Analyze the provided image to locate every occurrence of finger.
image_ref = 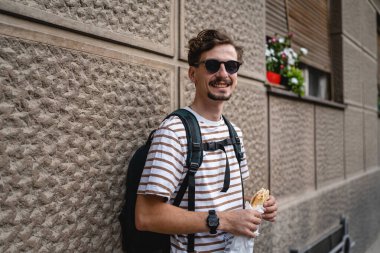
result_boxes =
[247,230,257,238]
[265,217,276,222]
[264,204,278,213]
[263,211,277,221]
[263,195,275,207]
[248,225,258,238]
[252,216,262,225]
[252,210,263,218]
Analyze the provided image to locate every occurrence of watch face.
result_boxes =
[208,216,219,226]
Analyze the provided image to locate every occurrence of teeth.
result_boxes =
[211,83,228,88]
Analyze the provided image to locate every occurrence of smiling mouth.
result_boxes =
[211,82,228,88]
[209,77,232,88]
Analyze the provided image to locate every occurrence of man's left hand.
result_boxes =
[262,195,277,222]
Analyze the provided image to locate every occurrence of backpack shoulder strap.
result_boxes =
[167,109,203,170]
[222,115,246,209]
[222,115,244,165]
[167,108,201,253]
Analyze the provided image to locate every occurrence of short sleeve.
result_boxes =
[137,121,186,200]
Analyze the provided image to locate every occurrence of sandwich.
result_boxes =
[250,188,270,208]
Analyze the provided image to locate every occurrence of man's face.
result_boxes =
[190,44,239,102]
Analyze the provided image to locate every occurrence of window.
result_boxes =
[266,0,333,100]
[302,65,331,100]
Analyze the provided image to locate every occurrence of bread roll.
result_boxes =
[250,188,270,207]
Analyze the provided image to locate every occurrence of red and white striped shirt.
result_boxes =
[138,107,249,253]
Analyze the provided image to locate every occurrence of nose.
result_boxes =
[216,63,229,77]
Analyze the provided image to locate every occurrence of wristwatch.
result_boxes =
[206,210,219,234]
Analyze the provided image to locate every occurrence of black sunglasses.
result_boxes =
[194,59,242,74]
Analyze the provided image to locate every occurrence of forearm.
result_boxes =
[135,194,209,235]
[135,194,262,237]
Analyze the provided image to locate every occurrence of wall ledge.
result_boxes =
[266,84,346,110]
[278,166,380,210]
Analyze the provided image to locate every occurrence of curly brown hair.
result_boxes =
[187,29,243,67]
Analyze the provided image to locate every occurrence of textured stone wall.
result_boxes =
[271,169,380,253]
[315,106,344,187]
[0,0,175,55]
[336,1,380,252]
[0,0,379,253]
[269,97,315,199]
[0,35,173,252]
[12,0,172,47]
[365,111,379,169]
[180,0,266,80]
[344,106,365,176]
[343,37,364,106]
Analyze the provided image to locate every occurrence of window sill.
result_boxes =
[265,83,346,110]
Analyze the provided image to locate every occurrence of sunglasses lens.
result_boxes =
[204,60,240,74]
[225,61,240,74]
[204,60,221,73]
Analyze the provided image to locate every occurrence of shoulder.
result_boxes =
[224,118,244,138]
[158,115,186,133]
[153,115,187,143]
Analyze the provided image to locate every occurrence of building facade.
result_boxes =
[0,0,379,252]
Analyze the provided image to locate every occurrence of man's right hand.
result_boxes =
[218,209,262,238]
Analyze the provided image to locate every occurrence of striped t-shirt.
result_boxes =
[137,107,249,253]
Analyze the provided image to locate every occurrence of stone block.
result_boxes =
[271,185,348,253]
[315,106,344,187]
[269,97,315,199]
[343,37,363,106]
[0,35,174,252]
[268,169,380,253]
[362,53,378,110]
[341,0,362,42]
[364,111,379,169]
[345,170,380,252]
[180,0,266,80]
[1,0,175,55]
[179,68,194,107]
[341,0,376,56]
[344,106,364,177]
[179,68,268,192]
[360,0,377,56]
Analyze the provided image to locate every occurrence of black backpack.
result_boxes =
[118,109,245,253]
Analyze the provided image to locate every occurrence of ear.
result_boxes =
[188,67,196,83]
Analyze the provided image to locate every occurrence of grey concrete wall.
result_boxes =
[0,0,379,253]
[315,106,344,187]
[269,97,315,199]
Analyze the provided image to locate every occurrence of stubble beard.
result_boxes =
[207,92,232,101]
[207,77,233,101]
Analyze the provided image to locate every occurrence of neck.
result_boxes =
[191,99,224,121]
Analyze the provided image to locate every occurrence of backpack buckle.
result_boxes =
[204,142,217,151]
[192,142,201,151]
[189,162,199,173]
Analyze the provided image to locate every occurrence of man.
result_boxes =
[136,29,277,252]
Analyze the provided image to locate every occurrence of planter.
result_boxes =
[266,71,281,85]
